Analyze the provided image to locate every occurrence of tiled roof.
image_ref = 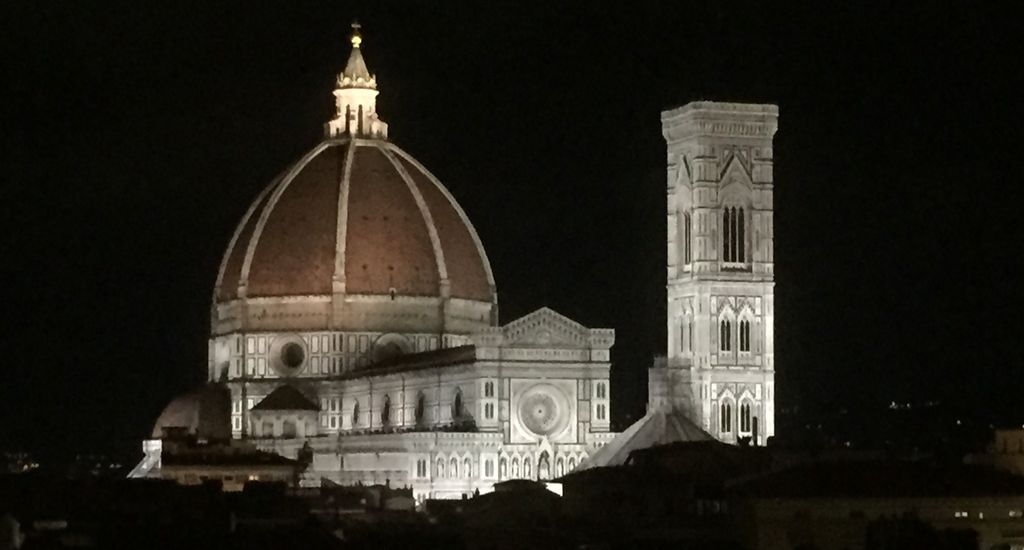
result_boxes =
[340,345,477,380]
[579,409,713,469]
[215,139,495,303]
[252,385,320,412]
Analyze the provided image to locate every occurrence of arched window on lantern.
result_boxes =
[463,457,472,478]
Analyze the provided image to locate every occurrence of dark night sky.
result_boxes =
[3,2,1021,459]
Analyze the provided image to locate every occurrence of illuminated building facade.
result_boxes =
[133,27,615,499]
[649,102,778,444]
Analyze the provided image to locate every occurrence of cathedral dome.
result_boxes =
[214,139,494,304]
[210,28,496,336]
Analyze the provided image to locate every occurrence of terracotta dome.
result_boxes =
[151,385,231,440]
[211,138,497,335]
[210,29,496,337]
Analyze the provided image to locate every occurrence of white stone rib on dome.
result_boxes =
[388,144,497,291]
[211,137,496,331]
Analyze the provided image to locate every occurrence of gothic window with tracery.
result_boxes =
[740,401,752,433]
[739,319,751,352]
[352,400,361,427]
[682,211,692,265]
[720,401,733,434]
[720,319,732,352]
[722,206,747,263]
[524,457,532,479]
[464,457,472,478]
[512,457,520,477]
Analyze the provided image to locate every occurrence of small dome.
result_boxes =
[151,385,231,440]
[212,138,497,335]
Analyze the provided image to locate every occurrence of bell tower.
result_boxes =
[650,101,778,444]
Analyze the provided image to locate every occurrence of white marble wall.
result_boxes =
[658,102,778,444]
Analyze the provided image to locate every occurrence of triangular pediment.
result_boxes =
[252,384,319,412]
[719,152,753,185]
[501,307,590,348]
[676,154,692,186]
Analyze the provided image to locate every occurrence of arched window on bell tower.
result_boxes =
[722,206,748,265]
[723,208,732,262]
[739,400,753,434]
[719,318,732,352]
[720,400,733,434]
[681,211,692,266]
[739,319,751,352]
[680,314,693,354]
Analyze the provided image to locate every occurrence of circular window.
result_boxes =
[520,393,559,434]
[517,384,570,437]
[280,342,305,370]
